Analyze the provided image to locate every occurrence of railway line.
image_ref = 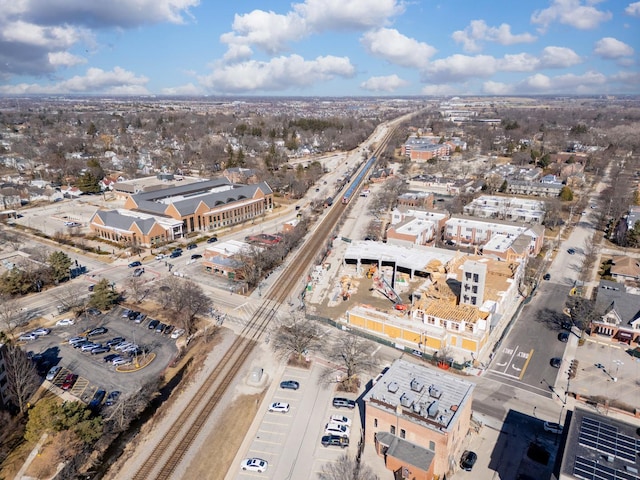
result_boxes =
[129,122,398,480]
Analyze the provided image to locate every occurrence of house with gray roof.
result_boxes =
[589,280,640,344]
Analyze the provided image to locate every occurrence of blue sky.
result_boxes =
[0,0,638,96]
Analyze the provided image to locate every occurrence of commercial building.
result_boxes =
[364,359,474,479]
[90,178,273,246]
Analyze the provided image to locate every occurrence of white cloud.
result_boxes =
[0,66,149,94]
[425,54,498,82]
[482,81,514,95]
[48,51,86,67]
[1,21,83,49]
[625,1,640,16]
[220,0,404,58]
[538,46,582,68]
[294,0,404,31]
[161,83,204,95]
[220,10,307,56]
[198,54,355,93]
[452,20,536,53]
[421,84,464,96]
[361,28,436,69]
[531,0,612,32]
[360,74,409,92]
[594,37,635,59]
[520,70,607,92]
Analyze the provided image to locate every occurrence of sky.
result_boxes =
[0,0,638,96]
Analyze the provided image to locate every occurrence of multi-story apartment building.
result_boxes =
[363,359,475,479]
[462,195,545,224]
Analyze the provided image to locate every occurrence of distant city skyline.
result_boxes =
[0,0,638,96]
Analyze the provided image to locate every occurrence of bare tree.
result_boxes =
[165,278,212,333]
[318,454,380,480]
[3,343,39,413]
[53,284,87,315]
[271,315,326,364]
[124,276,151,304]
[0,294,27,334]
[321,333,378,392]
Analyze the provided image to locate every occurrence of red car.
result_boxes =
[61,373,78,390]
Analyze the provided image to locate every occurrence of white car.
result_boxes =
[325,423,350,437]
[240,458,268,473]
[18,332,37,341]
[56,318,75,327]
[155,253,166,260]
[32,327,51,336]
[268,402,290,413]
[171,328,185,339]
[329,414,352,427]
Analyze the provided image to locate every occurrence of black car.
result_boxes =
[558,332,569,342]
[332,397,356,409]
[543,273,551,280]
[550,357,562,368]
[460,450,477,471]
[133,267,144,277]
[155,322,167,333]
[87,308,101,316]
[190,254,202,260]
[87,327,108,337]
[321,435,349,448]
[207,236,218,243]
[88,284,95,292]
[163,325,174,336]
[148,319,160,330]
[89,389,106,410]
[128,310,139,320]
[567,248,576,255]
[128,261,142,268]
[169,251,182,258]
[280,380,300,390]
[106,337,126,347]
[105,391,121,406]
[104,353,120,363]
[186,243,197,250]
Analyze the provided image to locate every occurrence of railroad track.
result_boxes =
[130,122,398,480]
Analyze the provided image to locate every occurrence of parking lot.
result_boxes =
[236,364,360,479]
[22,306,179,405]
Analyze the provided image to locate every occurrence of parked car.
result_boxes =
[46,365,62,381]
[88,285,94,292]
[332,397,356,409]
[87,308,101,316]
[460,450,477,471]
[543,273,551,280]
[186,243,197,250]
[280,380,300,390]
[543,421,563,434]
[190,254,202,260]
[155,323,167,333]
[324,423,350,437]
[155,253,166,260]
[73,340,93,349]
[169,251,182,258]
[87,327,108,337]
[567,248,576,255]
[133,267,144,277]
[32,327,51,336]
[91,346,111,355]
[61,373,78,390]
[113,357,132,367]
[104,354,120,363]
[171,328,185,339]
[128,310,139,320]
[240,458,268,473]
[128,261,142,268]
[81,342,100,352]
[106,337,126,347]
[121,309,132,318]
[134,313,147,324]
[89,389,106,410]
[115,342,133,351]
[163,325,174,336]
[558,332,569,342]
[18,332,38,341]
[56,318,75,327]
[268,402,290,413]
[148,319,160,330]
[329,415,352,426]
[321,434,349,448]
[550,357,562,368]
[206,236,218,243]
[105,391,121,406]
[68,336,86,345]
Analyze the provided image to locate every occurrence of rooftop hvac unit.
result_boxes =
[410,378,424,392]
[428,384,443,399]
[387,382,399,393]
[427,400,439,418]
[400,392,414,408]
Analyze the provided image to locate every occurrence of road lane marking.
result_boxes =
[519,349,534,380]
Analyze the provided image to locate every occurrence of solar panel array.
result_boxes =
[574,456,638,480]
[579,417,639,462]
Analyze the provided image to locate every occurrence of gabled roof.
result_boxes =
[92,210,158,235]
[595,280,640,325]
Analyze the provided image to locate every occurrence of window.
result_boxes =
[374,419,378,427]
[390,425,396,435]
[400,429,406,439]
[429,440,435,451]
[473,274,479,282]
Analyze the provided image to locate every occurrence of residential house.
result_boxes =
[589,280,640,344]
[609,255,640,283]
